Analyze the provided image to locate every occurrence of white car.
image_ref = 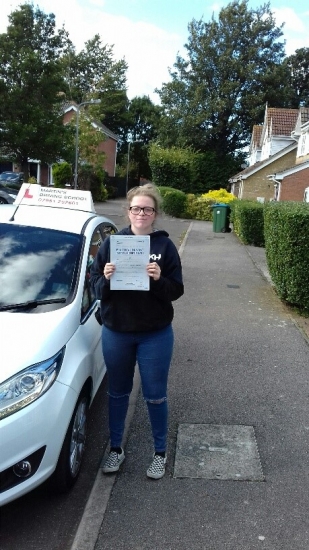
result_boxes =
[0,184,117,506]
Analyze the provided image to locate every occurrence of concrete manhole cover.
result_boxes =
[173,424,264,481]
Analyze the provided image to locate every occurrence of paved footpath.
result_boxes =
[73,218,309,550]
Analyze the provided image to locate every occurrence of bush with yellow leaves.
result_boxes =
[184,189,236,221]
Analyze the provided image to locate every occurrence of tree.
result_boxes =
[62,35,127,103]
[283,48,309,108]
[120,96,162,181]
[61,34,129,142]
[156,0,287,157]
[0,4,73,179]
[127,96,162,144]
[74,107,107,173]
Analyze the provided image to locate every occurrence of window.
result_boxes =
[0,224,82,309]
[81,222,117,318]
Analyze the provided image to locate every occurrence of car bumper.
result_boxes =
[0,380,78,506]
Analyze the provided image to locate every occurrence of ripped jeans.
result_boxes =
[102,324,174,453]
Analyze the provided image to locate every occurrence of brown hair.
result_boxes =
[127,184,162,213]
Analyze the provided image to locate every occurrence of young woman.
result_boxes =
[90,184,184,479]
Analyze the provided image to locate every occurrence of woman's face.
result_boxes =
[128,195,157,235]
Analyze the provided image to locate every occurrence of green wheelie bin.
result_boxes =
[211,203,231,233]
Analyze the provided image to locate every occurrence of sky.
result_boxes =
[1,0,309,103]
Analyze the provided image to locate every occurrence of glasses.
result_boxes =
[129,206,156,216]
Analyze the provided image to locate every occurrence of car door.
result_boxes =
[81,222,117,397]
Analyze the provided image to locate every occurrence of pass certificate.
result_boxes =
[110,235,150,291]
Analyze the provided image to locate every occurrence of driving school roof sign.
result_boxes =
[14,184,95,213]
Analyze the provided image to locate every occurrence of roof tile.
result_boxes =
[266,107,298,137]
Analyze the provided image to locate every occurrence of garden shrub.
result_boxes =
[183,194,198,219]
[196,189,237,222]
[149,143,243,194]
[156,187,236,221]
[201,188,236,205]
[52,162,72,188]
[106,185,118,199]
[231,200,265,246]
[157,186,187,217]
[78,165,108,202]
[194,197,213,221]
[157,186,175,198]
[149,144,193,193]
[264,202,309,311]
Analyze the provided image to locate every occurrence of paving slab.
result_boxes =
[174,423,264,481]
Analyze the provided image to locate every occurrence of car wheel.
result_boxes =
[51,389,90,493]
[0,197,8,204]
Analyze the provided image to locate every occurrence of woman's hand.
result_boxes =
[104,263,116,280]
[147,262,161,281]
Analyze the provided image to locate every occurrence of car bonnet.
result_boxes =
[0,305,78,382]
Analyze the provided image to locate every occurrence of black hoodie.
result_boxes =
[90,226,184,332]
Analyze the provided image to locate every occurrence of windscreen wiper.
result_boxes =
[0,298,66,311]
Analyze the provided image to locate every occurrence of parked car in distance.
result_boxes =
[0,171,24,190]
[0,184,118,506]
[0,184,19,204]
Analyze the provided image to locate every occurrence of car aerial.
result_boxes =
[0,184,117,506]
[0,183,19,204]
[0,171,24,190]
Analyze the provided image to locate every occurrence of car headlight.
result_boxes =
[0,348,65,420]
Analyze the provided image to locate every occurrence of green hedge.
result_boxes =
[148,143,243,193]
[157,186,187,217]
[264,202,309,311]
[156,187,309,312]
[149,146,194,193]
[230,200,265,247]
[78,165,108,202]
[52,162,72,188]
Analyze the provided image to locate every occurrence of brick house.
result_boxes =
[268,108,309,201]
[229,105,299,201]
[62,104,119,179]
[6,103,119,186]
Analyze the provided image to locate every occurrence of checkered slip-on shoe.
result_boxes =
[146,454,167,479]
[102,449,125,473]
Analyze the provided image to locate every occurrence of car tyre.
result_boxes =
[0,197,7,204]
[51,389,90,493]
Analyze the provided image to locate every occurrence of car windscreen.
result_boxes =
[0,183,18,194]
[0,173,15,180]
[0,178,22,191]
[0,224,83,311]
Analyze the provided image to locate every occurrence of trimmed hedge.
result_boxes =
[230,200,265,247]
[155,186,309,312]
[52,162,72,188]
[157,186,187,217]
[264,202,309,311]
[78,165,108,202]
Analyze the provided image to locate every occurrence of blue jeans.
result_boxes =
[102,324,174,453]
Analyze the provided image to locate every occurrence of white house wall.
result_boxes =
[248,150,261,166]
[261,139,271,160]
[262,137,295,160]
[297,127,309,158]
